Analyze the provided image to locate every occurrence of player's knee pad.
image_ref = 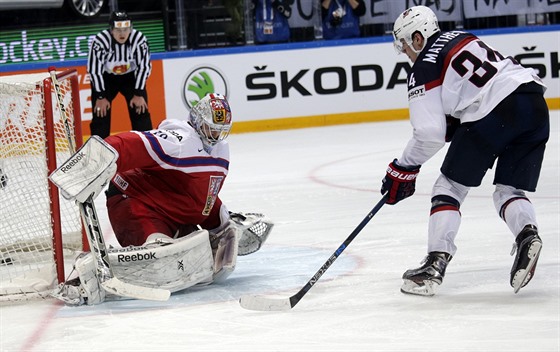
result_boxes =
[432,174,469,205]
[493,184,529,220]
[431,194,461,215]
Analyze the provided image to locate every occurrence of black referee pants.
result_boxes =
[90,72,153,138]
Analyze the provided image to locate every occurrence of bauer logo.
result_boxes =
[182,66,229,110]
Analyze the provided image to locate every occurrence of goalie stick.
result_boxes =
[239,194,387,311]
[48,67,170,302]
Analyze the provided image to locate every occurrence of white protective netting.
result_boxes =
[0,71,84,301]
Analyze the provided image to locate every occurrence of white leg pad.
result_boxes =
[110,229,214,291]
[53,230,215,305]
[75,253,106,305]
[211,220,240,283]
[51,252,106,306]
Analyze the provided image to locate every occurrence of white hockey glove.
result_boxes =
[49,136,118,203]
[230,212,274,255]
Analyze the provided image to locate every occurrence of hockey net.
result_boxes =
[0,69,85,302]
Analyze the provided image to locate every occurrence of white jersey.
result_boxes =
[399,31,544,167]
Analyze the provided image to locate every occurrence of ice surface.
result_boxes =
[1,112,558,352]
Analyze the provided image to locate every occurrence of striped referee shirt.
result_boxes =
[87,28,151,99]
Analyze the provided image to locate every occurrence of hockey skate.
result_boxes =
[401,252,452,296]
[510,225,542,293]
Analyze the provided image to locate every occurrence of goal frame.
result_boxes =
[0,68,87,301]
[43,69,88,284]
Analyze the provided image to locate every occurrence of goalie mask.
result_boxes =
[189,93,232,148]
[393,6,439,54]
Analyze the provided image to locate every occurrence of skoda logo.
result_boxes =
[182,66,229,110]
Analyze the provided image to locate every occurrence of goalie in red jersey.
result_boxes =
[103,92,234,247]
[50,93,273,305]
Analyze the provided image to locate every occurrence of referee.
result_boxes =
[87,11,153,138]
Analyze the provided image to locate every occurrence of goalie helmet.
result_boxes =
[393,6,439,54]
[189,93,232,148]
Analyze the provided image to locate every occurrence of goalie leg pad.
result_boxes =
[211,220,240,283]
[75,252,106,305]
[53,230,215,305]
[49,135,118,203]
[110,229,214,291]
[51,252,106,306]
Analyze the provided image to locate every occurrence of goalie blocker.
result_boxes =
[49,135,117,204]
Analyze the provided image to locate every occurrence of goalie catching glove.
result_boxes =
[381,159,420,205]
[230,212,274,255]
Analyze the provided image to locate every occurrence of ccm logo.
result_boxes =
[387,168,418,181]
[117,252,156,262]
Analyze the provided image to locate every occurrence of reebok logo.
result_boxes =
[110,246,148,253]
[60,151,85,172]
[117,252,156,262]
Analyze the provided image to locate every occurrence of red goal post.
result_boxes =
[0,69,87,301]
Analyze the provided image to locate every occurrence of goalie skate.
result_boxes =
[400,252,452,297]
[510,225,542,293]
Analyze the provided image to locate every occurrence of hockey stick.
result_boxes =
[239,194,388,311]
[48,67,170,302]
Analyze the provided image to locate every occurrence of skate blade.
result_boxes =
[512,241,542,294]
[401,279,437,296]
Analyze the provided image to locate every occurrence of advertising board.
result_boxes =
[1,26,559,136]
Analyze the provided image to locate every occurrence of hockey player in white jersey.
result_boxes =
[381,6,549,296]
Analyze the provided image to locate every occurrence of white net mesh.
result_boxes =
[0,72,83,302]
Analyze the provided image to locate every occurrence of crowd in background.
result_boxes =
[183,0,560,49]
